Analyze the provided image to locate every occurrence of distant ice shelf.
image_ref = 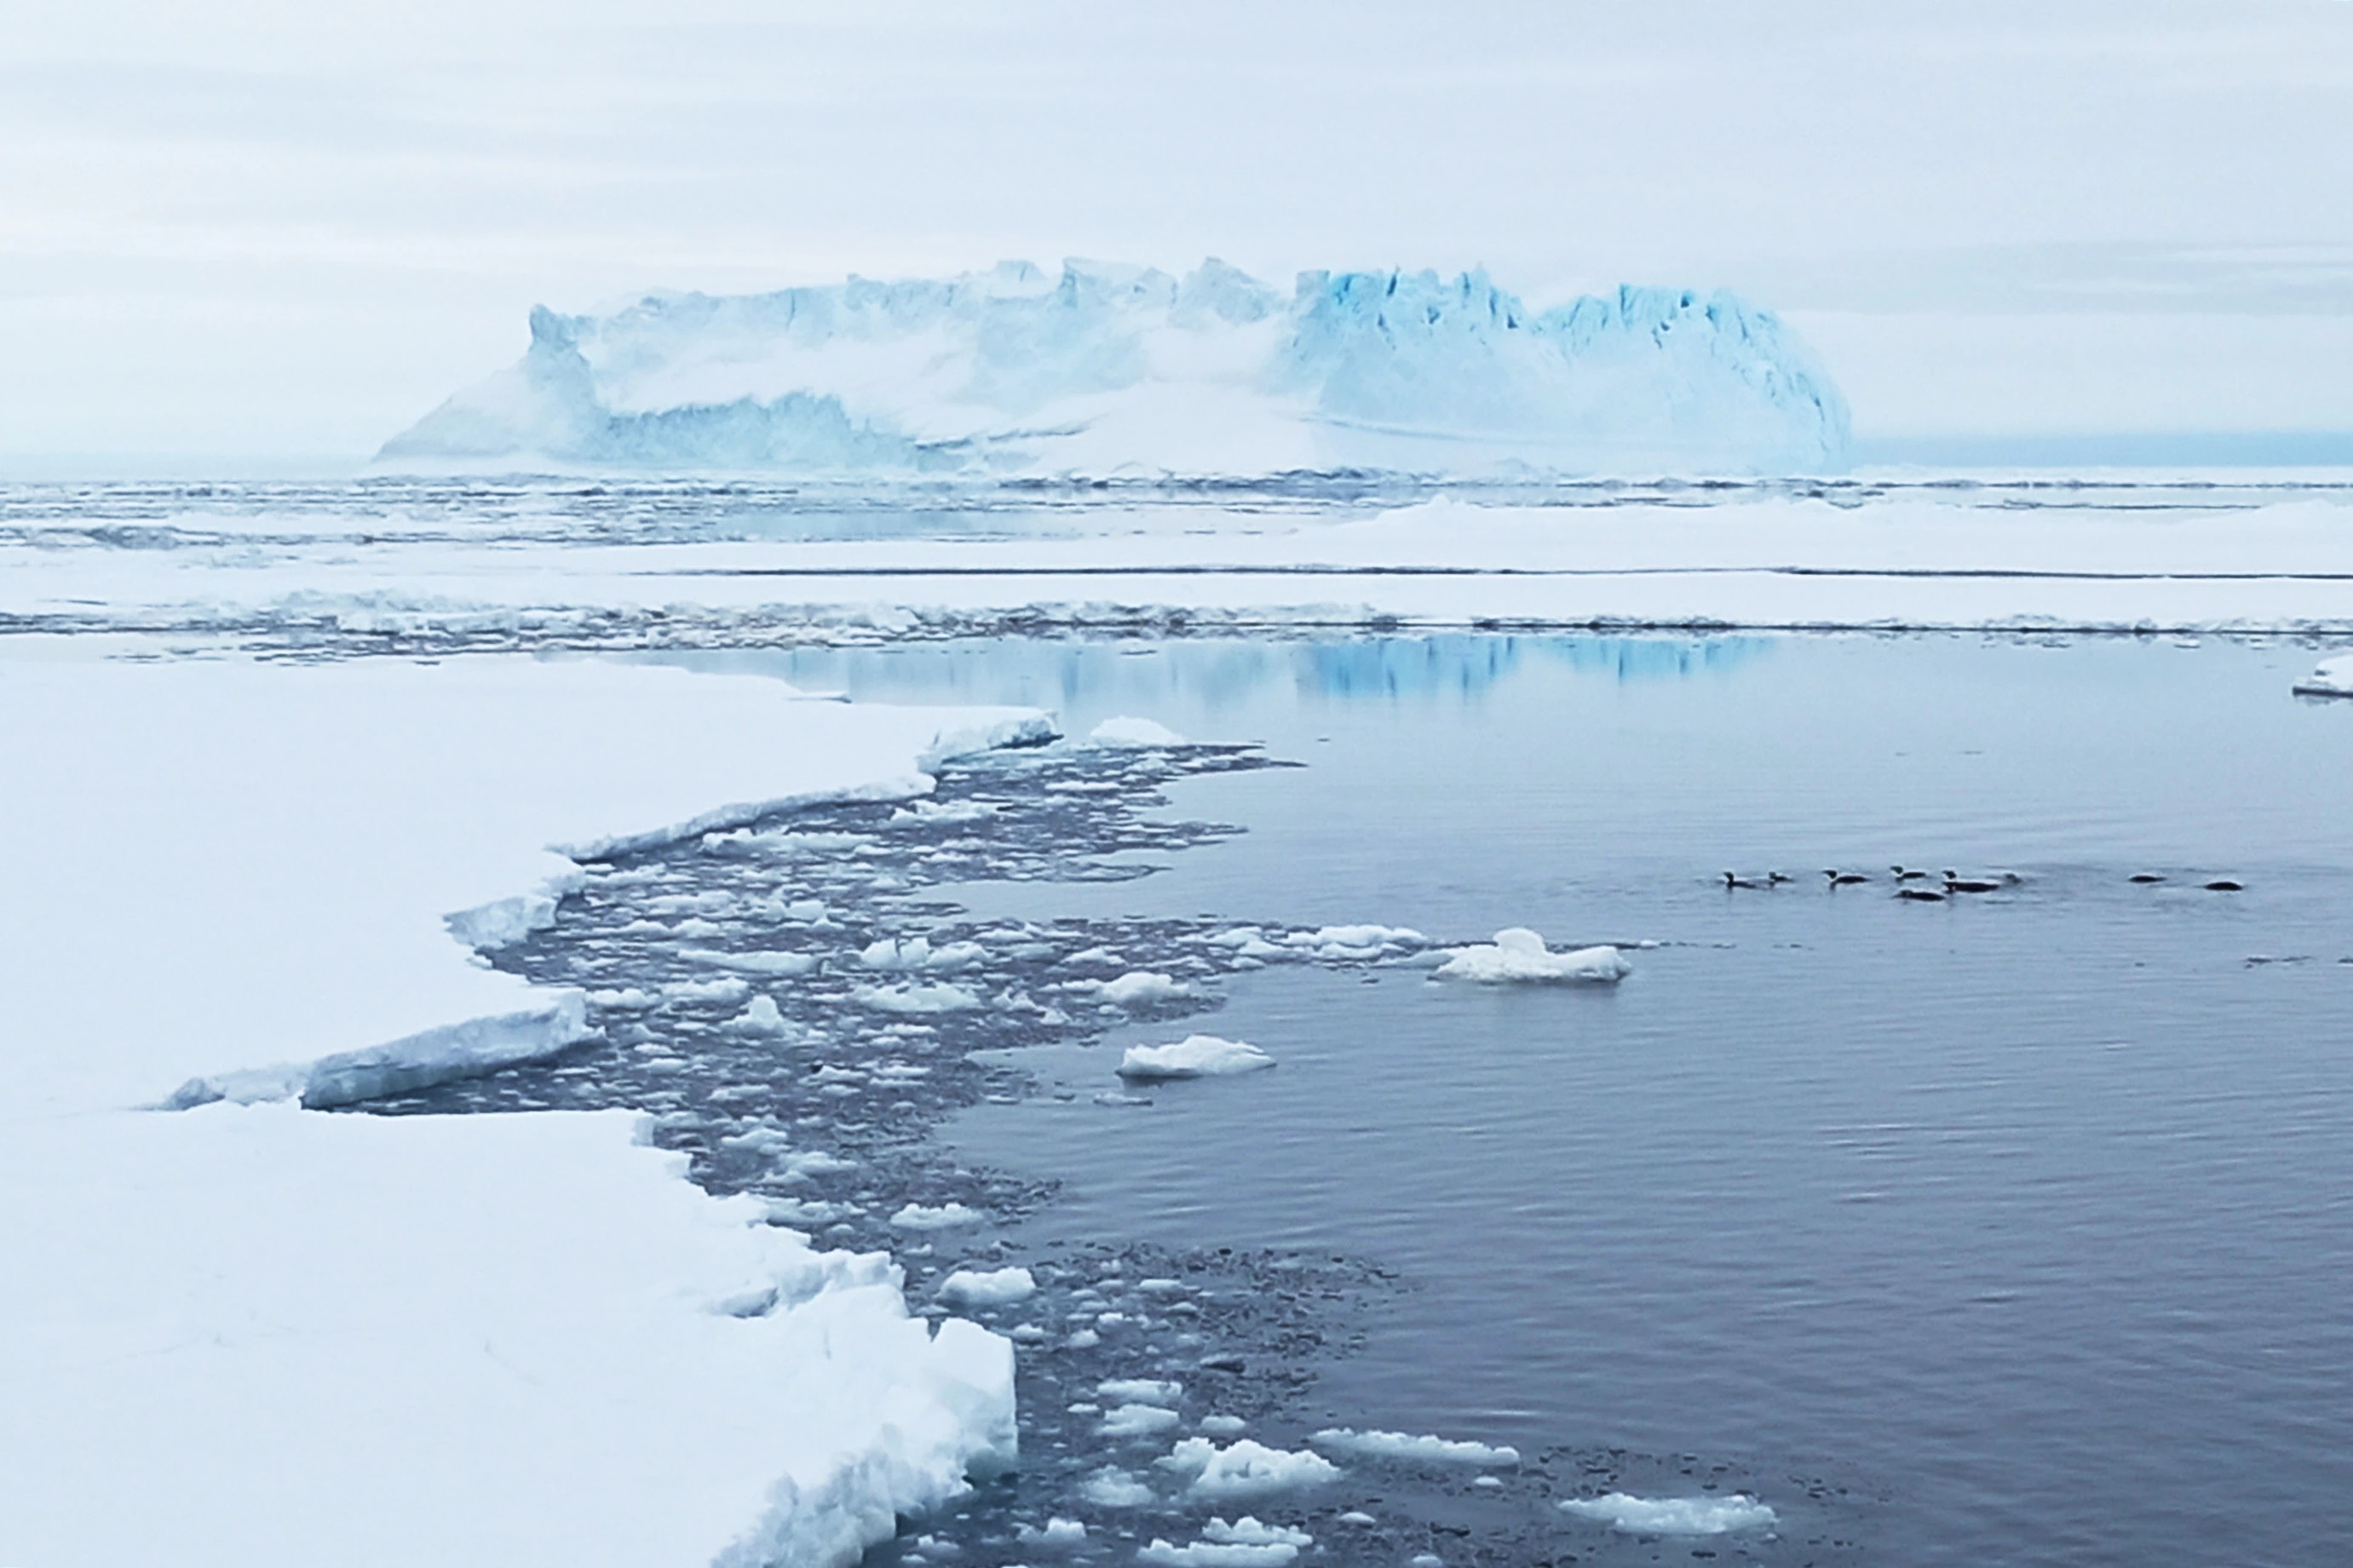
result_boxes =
[378,260,1850,479]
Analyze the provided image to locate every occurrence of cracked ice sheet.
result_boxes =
[0,648,1037,1565]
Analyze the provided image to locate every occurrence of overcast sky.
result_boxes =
[5,0,2351,466]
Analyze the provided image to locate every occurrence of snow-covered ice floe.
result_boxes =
[1117,1035,1275,1081]
[937,1266,1040,1308]
[0,655,1050,1566]
[1557,1492,1778,1535]
[1310,1427,1522,1466]
[1091,715,1189,747]
[2293,654,2353,697]
[379,260,1848,479]
[1157,1438,1344,1501]
[1433,928,1632,985]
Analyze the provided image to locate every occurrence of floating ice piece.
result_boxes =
[889,1203,984,1232]
[854,981,985,1014]
[729,996,786,1036]
[1099,1404,1184,1438]
[1117,1036,1274,1081]
[1278,924,1428,959]
[1310,1428,1521,1466]
[684,948,820,977]
[587,987,659,1011]
[1091,715,1188,748]
[1090,971,1191,1008]
[1157,1439,1343,1501]
[1016,1518,1089,1546]
[1099,1377,1185,1404]
[1199,1415,1249,1435]
[1433,928,1631,985]
[860,936,986,973]
[1205,1519,1314,1548]
[1080,1466,1157,1507]
[1139,1539,1300,1567]
[2294,655,2353,697]
[664,976,753,1004]
[937,1266,1038,1308]
[1557,1493,1778,1535]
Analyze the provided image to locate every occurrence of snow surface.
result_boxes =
[1434,928,1633,985]
[2294,653,2353,696]
[1310,1428,1522,1466]
[0,652,1044,1566]
[378,261,1849,479]
[1117,1035,1277,1081]
[1557,1493,1780,1535]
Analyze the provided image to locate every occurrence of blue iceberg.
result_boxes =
[379,259,1850,478]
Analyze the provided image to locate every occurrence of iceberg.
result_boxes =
[380,260,1849,478]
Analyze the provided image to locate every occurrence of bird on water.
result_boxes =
[1943,870,2001,893]
[1891,865,1930,882]
[1824,869,1869,887]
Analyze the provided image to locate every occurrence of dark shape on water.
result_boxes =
[2131,873,2166,883]
[1768,870,1792,885]
[1898,887,1947,902]
[1825,869,1869,887]
[1723,871,1766,889]
[1943,871,2001,893]
[2206,880,2245,892]
[1892,865,1930,882]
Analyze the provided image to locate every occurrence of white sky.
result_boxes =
[4,0,2351,464]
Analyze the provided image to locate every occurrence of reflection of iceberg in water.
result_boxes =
[640,634,1766,723]
[1296,635,1767,702]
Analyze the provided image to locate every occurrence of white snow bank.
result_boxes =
[1434,928,1632,985]
[2293,653,2353,696]
[379,261,1847,479]
[938,1267,1040,1308]
[0,1103,1015,1567]
[0,653,1046,1565]
[1157,1439,1344,1502]
[1557,1493,1778,1535]
[1091,715,1188,747]
[1311,1428,1522,1466]
[1117,1035,1276,1081]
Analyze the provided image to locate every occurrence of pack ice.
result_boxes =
[380,259,1850,478]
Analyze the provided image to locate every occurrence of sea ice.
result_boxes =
[1157,1439,1343,1501]
[1310,1428,1522,1466]
[1098,1377,1185,1403]
[1099,1403,1185,1438]
[2293,654,2352,697]
[889,1202,985,1232]
[1116,1035,1275,1081]
[1015,1519,1089,1546]
[1433,928,1632,985]
[937,1266,1039,1308]
[854,981,986,1014]
[1557,1493,1779,1535]
[1088,971,1191,1008]
[1090,715,1189,747]
[1081,1467,1158,1507]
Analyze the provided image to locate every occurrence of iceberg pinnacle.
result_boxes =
[379,259,1849,477]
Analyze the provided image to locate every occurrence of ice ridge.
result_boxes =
[380,259,1850,478]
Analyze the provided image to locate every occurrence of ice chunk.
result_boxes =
[854,981,985,1014]
[663,976,752,1004]
[1433,928,1631,985]
[2294,654,2353,697]
[1137,1540,1298,1568]
[937,1266,1038,1308]
[729,995,786,1036]
[1098,1403,1183,1438]
[1199,1415,1248,1435]
[1557,1493,1778,1535]
[1090,715,1188,748]
[1016,1519,1089,1546]
[1116,1036,1274,1081]
[889,1202,985,1232]
[684,948,820,977]
[860,935,987,973]
[1205,1519,1314,1548]
[1090,971,1190,1008]
[1098,1377,1184,1404]
[380,261,1849,478]
[1311,1427,1520,1466]
[1157,1439,1343,1501]
[1081,1467,1158,1507]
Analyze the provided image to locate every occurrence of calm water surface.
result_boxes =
[680,633,2353,1566]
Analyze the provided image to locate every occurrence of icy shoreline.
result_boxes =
[0,655,1044,1566]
